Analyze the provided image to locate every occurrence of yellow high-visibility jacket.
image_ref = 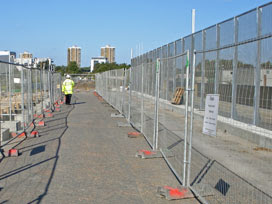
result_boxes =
[62,79,75,95]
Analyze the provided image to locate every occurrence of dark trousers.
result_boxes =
[65,94,72,105]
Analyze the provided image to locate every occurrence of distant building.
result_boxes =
[34,58,53,69]
[67,46,81,67]
[0,51,16,63]
[101,45,115,63]
[90,56,107,72]
[15,51,33,66]
[20,51,32,59]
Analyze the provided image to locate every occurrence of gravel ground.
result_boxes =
[0,91,199,204]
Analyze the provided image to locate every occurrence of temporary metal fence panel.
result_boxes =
[0,61,62,147]
[122,69,130,119]
[130,59,142,131]
[94,3,272,203]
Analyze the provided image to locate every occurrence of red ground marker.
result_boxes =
[55,108,60,112]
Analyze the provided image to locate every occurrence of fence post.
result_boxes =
[128,49,133,122]
[215,24,220,94]
[187,50,196,186]
[21,67,25,131]
[40,69,43,114]
[59,74,62,101]
[141,58,144,133]
[9,63,12,121]
[122,69,125,114]
[173,42,176,95]
[128,67,132,122]
[165,44,169,100]
[183,50,190,187]
[201,30,206,110]
[254,7,261,126]
[231,17,238,120]
[29,67,33,121]
[153,58,160,150]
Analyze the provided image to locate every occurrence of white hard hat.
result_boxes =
[66,74,71,79]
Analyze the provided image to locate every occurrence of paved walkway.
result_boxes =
[0,91,199,203]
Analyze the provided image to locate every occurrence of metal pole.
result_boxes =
[187,50,196,186]
[183,50,190,187]
[192,9,195,34]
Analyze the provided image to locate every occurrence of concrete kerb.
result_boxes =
[161,98,272,149]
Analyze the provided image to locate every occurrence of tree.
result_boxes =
[92,62,130,73]
[66,61,82,74]
[55,65,66,75]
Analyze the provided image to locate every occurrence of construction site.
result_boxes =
[1,2,272,204]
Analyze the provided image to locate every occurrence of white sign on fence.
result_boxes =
[203,94,219,137]
[14,78,21,84]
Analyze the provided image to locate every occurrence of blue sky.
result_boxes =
[0,0,270,67]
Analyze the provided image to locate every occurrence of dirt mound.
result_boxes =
[74,81,95,91]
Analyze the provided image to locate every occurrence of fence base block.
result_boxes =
[117,122,130,127]
[45,113,53,118]
[8,149,19,157]
[38,114,45,119]
[157,186,194,200]
[18,132,26,138]
[111,113,124,118]
[30,131,39,137]
[135,150,162,159]
[36,121,45,127]
[128,131,143,138]
[55,108,60,112]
